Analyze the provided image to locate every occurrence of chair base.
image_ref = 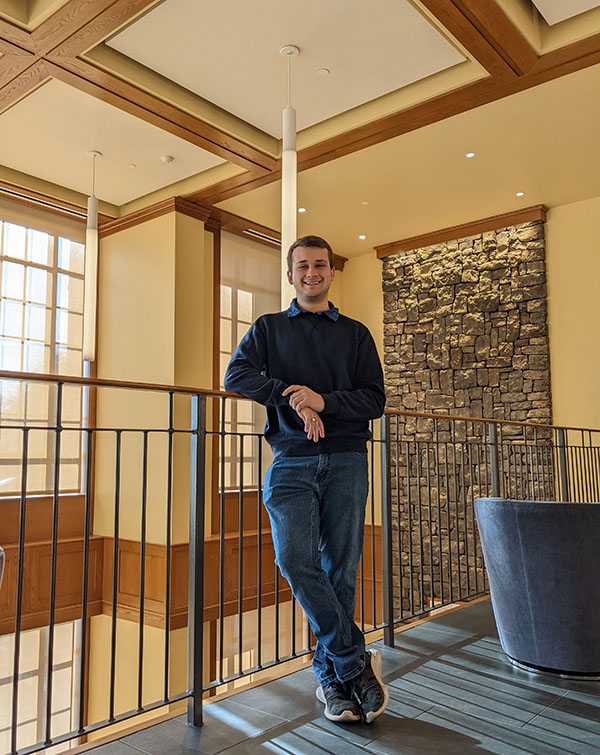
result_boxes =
[506,654,600,681]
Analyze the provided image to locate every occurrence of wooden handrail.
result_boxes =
[382,406,590,433]
[0,369,598,435]
[0,369,237,399]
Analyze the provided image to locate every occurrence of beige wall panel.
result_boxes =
[86,615,188,740]
[97,214,176,385]
[95,213,214,543]
[328,271,344,312]
[321,252,384,525]
[546,195,600,430]
[174,219,212,388]
[172,218,212,543]
[95,214,177,541]
[335,252,383,360]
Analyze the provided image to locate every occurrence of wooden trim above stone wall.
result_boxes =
[375,205,548,258]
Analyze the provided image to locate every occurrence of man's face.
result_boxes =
[287,246,335,304]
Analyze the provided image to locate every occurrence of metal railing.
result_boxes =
[0,370,598,754]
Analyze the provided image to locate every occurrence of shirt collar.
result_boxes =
[287,298,340,321]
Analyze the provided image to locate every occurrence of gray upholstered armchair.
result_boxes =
[475,497,600,678]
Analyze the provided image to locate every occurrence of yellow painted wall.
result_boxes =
[546,195,600,430]
[94,212,213,543]
[86,616,190,741]
[334,252,384,360]
[330,253,384,525]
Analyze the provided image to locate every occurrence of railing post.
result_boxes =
[557,428,570,502]
[488,422,500,497]
[380,415,395,648]
[187,394,206,727]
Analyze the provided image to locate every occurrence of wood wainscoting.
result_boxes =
[0,536,104,635]
[1,494,382,634]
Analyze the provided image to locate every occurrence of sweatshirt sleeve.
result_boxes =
[223,319,290,406]
[320,328,386,421]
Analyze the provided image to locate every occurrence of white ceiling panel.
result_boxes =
[107,0,464,138]
[531,0,600,25]
[0,79,224,205]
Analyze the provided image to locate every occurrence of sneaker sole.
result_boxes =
[316,686,361,722]
[363,650,389,724]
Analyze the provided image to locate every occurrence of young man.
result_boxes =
[224,235,388,723]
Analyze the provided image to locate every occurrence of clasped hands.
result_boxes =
[282,384,325,442]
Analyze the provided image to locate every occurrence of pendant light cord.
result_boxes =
[287,52,292,107]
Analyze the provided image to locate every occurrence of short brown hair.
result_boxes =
[287,235,334,273]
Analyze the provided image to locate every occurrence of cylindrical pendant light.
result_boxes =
[280,45,299,306]
[83,150,102,362]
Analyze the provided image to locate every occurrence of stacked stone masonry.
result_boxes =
[382,220,552,424]
[381,220,552,617]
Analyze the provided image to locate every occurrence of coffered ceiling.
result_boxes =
[0,0,599,254]
[532,0,600,25]
[107,0,465,137]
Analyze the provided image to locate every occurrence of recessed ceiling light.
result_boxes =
[516,191,525,197]
[358,235,366,240]
[465,152,475,158]
[361,200,370,206]
[298,207,306,213]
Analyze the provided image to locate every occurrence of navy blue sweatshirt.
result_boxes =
[223,300,386,456]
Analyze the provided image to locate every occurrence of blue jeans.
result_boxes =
[263,451,368,685]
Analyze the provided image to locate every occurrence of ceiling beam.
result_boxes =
[0,60,49,115]
[44,57,276,173]
[187,168,280,205]
[529,31,600,76]
[450,0,538,75]
[42,0,163,58]
[31,0,119,56]
[416,0,518,78]
[0,41,39,90]
[0,17,36,52]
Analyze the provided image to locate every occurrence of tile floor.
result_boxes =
[91,599,600,754]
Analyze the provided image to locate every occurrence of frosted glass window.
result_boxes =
[24,304,46,341]
[237,289,253,322]
[57,237,84,274]
[0,338,22,370]
[0,200,85,495]
[4,223,26,259]
[56,273,83,311]
[1,300,23,337]
[56,310,82,348]
[2,261,24,298]
[23,341,47,372]
[28,229,51,265]
[26,267,49,305]
[220,284,232,317]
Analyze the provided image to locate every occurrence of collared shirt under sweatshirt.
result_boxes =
[223,299,386,456]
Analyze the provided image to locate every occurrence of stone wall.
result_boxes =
[381,219,552,615]
[382,219,552,424]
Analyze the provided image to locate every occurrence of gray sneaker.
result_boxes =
[316,681,361,722]
[350,649,389,723]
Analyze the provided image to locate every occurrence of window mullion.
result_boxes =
[45,237,59,493]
